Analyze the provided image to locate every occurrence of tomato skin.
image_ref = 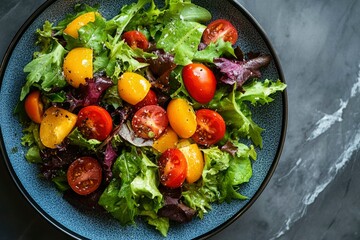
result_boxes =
[64,12,96,39]
[202,19,238,45]
[63,47,93,88]
[122,30,149,50]
[67,157,102,195]
[118,72,151,105]
[132,105,169,139]
[167,98,197,139]
[40,107,77,148]
[134,89,158,110]
[179,143,204,184]
[158,149,187,188]
[192,109,226,146]
[76,105,113,141]
[24,90,44,124]
[182,63,216,104]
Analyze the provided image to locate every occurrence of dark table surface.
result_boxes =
[1,0,360,239]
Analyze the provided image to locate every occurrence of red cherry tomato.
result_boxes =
[182,63,216,104]
[122,30,149,50]
[202,19,238,45]
[134,89,158,110]
[158,148,187,188]
[132,105,168,139]
[67,157,102,195]
[77,105,113,141]
[192,109,226,146]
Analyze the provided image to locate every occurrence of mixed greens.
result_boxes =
[17,0,286,237]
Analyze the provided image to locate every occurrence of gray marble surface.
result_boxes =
[1,0,359,239]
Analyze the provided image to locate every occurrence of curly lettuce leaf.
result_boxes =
[183,144,255,217]
[193,39,236,63]
[208,85,264,147]
[102,35,156,80]
[20,23,67,100]
[20,122,43,163]
[124,0,211,40]
[208,80,286,147]
[98,147,163,233]
[64,15,108,55]
[239,79,287,105]
[105,0,151,34]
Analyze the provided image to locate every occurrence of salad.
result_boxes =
[17,0,286,237]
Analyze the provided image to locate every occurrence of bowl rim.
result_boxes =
[0,0,288,239]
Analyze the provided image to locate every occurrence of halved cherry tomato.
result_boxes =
[202,19,238,45]
[182,63,216,104]
[40,107,77,148]
[158,148,187,188]
[118,72,151,105]
[63,12,96,39]
[134,89,158,111]
[153,127,179,153]
[76,105,113,141]
[122,30,149,50]
[63,47,93,88]
[167,98,197,138]
[132,105,168,139]
[179,143,204,184]
[24,90,44,123]
[67,157,102,195]
[192,109,226,146]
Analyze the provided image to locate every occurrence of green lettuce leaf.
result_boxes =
[98,147,163,232]
[105,0,152,34]
[139,206,169,237]
[157,19,206,65]
[208,79,286,147]
[103,35,156,80]
[193,39,236,63]
[208,85,264,147]
[20,23,67,100]
[183,144,254,217]
[20,122,43,163]
[239,79,287,105]
[64,15,108,55]
[54,4,99,34]
[67,128,101,151]
[163,2,211,23]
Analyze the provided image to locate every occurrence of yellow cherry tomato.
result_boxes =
[179,143,204,183]
[176,139,192,148]
[63,47,93,88]
[117,72,151,105]
[24,90,44,124]
[167,98,197,138]
[63,12,96,39]
[40,107,77,149]
[153,127,179,153]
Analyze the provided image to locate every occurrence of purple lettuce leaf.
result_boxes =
[66,74,113,112]
[145,49,177,93]
[214,54,271,88]
[63,187,105,211]
[157,186,196,223]
[102,143,118,183]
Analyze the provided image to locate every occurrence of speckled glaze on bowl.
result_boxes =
[0,0,287,239]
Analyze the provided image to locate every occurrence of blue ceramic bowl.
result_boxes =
[0,0,287,239]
